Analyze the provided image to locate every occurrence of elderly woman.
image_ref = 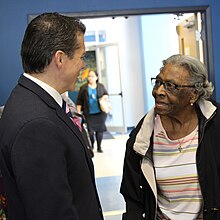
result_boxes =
[120,54,220,220]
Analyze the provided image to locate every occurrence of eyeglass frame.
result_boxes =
[151,77,195,94]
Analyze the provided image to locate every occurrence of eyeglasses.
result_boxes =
[151,78,195,94]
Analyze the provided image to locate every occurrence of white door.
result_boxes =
[86,43,126,133]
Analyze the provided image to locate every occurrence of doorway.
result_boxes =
[65,7,212,134]
[73,12,207,133]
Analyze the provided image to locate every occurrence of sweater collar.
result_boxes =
[133,99,217,156]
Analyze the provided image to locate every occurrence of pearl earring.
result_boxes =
[190,102,194,106]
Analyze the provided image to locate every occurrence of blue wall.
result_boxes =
[1,0,220,105]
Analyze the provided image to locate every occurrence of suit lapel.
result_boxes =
[18,75,93,164]
[56,107,95,176]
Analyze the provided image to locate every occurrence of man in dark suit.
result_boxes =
[0,12,104,220]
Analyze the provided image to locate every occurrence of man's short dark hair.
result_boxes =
[21,12,86,73]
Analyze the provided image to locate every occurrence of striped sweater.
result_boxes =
[153,115,203,220]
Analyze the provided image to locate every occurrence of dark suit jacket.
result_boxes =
[0,75,104,220]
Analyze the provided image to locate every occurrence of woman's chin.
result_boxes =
[154,106,169,116]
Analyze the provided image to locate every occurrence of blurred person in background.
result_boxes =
[76,70,109,153]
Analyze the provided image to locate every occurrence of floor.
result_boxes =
[92,133,129,220]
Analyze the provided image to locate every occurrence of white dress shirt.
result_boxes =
[23,73,63,107]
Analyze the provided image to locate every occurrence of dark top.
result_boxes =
[120,100,220,220]
[76,82,108,116]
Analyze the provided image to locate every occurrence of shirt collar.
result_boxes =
[23,73,63,107]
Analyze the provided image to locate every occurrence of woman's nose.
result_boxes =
[154,84,167,96]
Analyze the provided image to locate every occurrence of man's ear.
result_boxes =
[55,50,64,66]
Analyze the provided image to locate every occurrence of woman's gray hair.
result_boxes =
[162,54,214,101]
